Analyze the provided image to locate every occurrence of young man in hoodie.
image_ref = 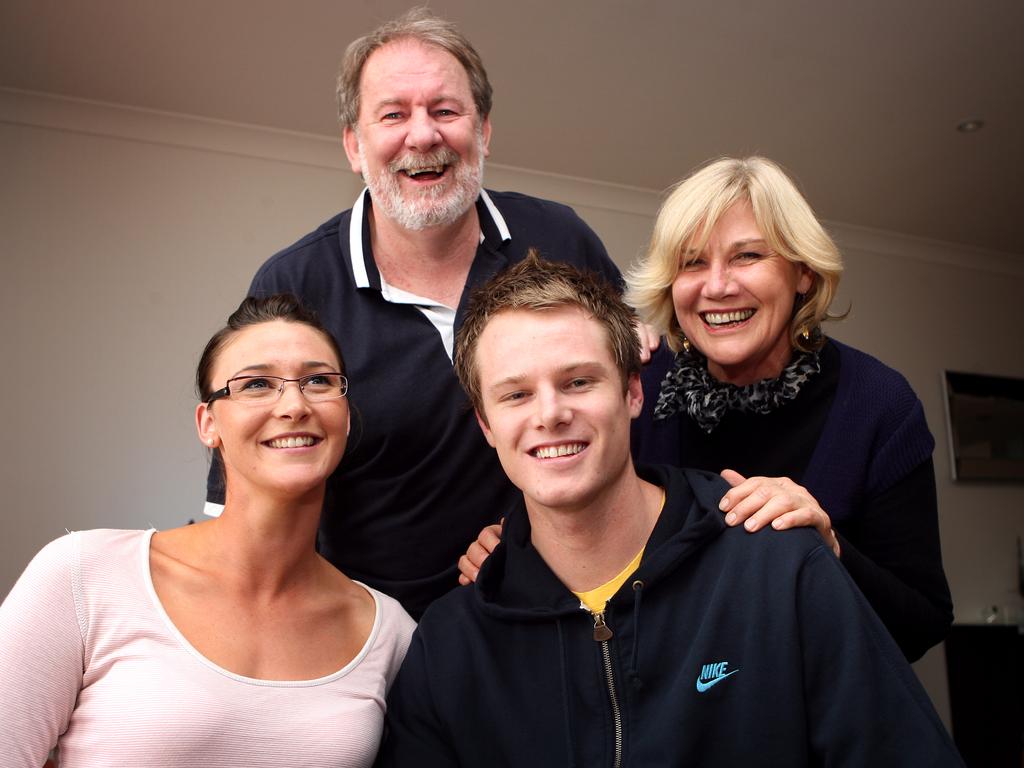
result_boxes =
[376,254,963,767]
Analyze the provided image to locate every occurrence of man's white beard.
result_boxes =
[359,132,486,231]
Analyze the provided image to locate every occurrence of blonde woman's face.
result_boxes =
[671,200,812,386]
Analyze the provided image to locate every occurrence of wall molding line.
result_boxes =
[4,86,1021,275]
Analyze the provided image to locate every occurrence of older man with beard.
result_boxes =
[204,9,624,619]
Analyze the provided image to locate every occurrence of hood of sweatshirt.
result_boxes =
[474,463,729,622]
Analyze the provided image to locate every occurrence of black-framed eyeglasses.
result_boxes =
[206,373,348,406]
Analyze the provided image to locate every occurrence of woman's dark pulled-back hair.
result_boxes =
[195,294,345,402]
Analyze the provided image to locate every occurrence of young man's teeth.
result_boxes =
[703,309,754,326]
[534,443,584,459]
[267,436,316,449]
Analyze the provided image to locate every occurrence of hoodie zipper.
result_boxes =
[592,610,623,768]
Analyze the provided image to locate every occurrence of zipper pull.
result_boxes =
[593,611,613,642]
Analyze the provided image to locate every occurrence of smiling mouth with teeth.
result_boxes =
[533,443,586,459]
[265,435,319,449]
[701,309,755,328]
[402,165,448,180]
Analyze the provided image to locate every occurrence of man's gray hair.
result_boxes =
[336,7,493,129]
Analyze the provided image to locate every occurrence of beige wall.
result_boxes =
[3,88,1024,727]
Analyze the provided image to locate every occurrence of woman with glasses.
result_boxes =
[0,294,415,768]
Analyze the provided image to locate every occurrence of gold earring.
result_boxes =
[800,326,811,341]
[682,336,692,354]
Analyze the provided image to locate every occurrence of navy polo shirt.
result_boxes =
[207,189,620,617]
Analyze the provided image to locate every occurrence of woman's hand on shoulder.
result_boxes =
[718,469,840,557]
[457,521,503,585]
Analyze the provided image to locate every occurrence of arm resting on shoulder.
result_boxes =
[717,460,952,661]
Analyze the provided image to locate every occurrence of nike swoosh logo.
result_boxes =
[695,669,738,692]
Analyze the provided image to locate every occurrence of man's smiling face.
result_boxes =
[474,306,642,517]
[343,38,491,231]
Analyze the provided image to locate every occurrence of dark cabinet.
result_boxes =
[945,625,1023,767]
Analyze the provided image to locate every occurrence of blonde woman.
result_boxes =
[626,156,951,661]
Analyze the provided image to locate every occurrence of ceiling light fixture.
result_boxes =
[956,118,985,133]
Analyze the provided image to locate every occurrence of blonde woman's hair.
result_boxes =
[625,156,843,354]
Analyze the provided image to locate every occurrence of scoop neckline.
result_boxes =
[138,528,382,687]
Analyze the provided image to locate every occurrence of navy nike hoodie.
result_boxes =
[377,464,963,767]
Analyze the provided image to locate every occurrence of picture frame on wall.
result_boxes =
[943,370,1024,482]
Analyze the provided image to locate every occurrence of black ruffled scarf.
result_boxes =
[653,349,821,433]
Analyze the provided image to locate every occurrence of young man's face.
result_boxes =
[474,306,642,516]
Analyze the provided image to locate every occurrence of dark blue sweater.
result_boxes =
[632,339,952,661]
[377,464,963,767]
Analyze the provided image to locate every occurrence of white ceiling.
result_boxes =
[2,0,1021,254]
